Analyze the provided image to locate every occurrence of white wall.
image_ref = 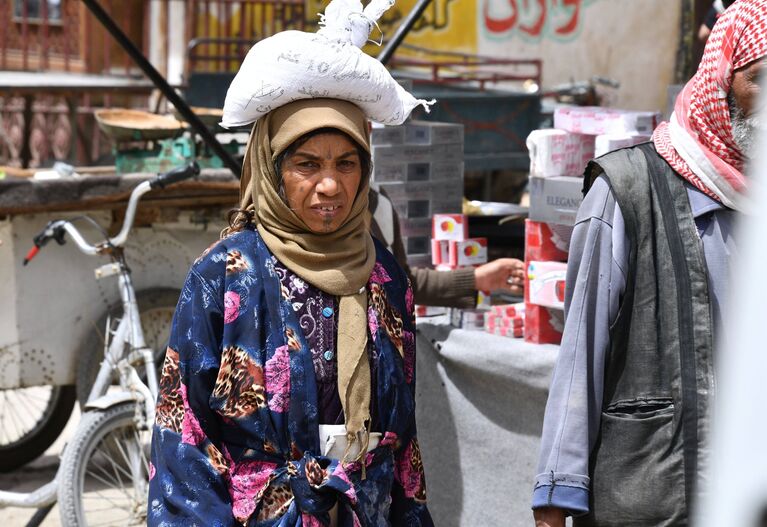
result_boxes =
[477,0,682,111]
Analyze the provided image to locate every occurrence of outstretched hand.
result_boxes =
[474,258,525,296]
[533,507,566,527]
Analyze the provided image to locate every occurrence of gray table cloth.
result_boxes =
[415,317,559,526]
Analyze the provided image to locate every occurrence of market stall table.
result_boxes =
[415,316,559,526]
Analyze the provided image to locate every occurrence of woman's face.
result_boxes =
[281,132,363,234]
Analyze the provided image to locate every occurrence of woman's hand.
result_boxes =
[474,258,525,296]
[533,507,566,527]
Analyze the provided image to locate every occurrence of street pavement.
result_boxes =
[0,408,78,526]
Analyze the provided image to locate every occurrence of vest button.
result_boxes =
[322,306,334,318]
[323,349,335,361]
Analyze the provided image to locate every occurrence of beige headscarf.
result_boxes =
[229,98,376,463]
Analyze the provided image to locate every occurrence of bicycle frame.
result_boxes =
[0,162,198,512]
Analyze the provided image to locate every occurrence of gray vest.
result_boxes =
[575,144,714,527]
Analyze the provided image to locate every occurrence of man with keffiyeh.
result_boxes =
[532,1,765,525]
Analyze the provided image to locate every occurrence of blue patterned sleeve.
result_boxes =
[148,264,236,527]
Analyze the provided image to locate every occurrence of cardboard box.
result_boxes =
[404,236,430,256]
[372,161,464,184]
[554,106,661,136]
[528,176,584,226]
[376,179,463,201]
[392,198,461,219]
[527,260,568,310]
[371,123,406,145]
[372,143,464,165]
[416,305,447,317]
[399,218,432,238]
[407,254,432,268]
[524,303,565,345]
[405,121,465,146]
[451,308,486,330]
[594,133,652,157]
[448,238,488,266]
[525,220,571,262]
[494,326,525,338]
[432,214,468,241]
[526,129,595,178]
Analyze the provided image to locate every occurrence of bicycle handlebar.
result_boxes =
[149,161,200,190]
[23,162,201,264]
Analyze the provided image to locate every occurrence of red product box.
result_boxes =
[523,303,565,345]
[431,239,449,266]
[448,238,488,266]
[525,220,571,263]
[432,214,468,241]
[496,326,524,338]
[491,303,526,318]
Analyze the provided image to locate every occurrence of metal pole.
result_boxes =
[377,0,433,66]
[80,0,242,178]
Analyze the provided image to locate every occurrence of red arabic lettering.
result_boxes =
[555,0,581,35]
[519,0,547,37]
[483,0,519,34]
[482,0,584,38]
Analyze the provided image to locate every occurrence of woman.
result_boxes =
[148,98,432,527]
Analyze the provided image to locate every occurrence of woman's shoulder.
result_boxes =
[190,225,262,278]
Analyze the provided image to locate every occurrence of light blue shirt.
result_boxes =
[532,175,738,515]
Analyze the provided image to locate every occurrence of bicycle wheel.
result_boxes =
[0,384,76,472]
[58,401,151,527]
[76,288,179,405]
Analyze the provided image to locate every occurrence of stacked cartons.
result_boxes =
[371,120,465,268]
[523,105,660,344]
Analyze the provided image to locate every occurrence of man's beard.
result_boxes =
[729,93,764,159]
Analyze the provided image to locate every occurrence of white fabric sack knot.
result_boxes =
[220,0,434,128]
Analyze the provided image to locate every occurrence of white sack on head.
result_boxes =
[220,0,434,128]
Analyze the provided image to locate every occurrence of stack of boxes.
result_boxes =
[524,105,661,344]
[371,120,465,269]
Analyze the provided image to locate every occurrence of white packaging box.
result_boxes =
[431,213,468,241]
[527,260,568,309]
[405,121,465,145]
[594,133,652,157]
[448,238,488,266]
[526,129,595,178]
[528,175,584,226]
[372,143,464,165]
[372,161,463,184]
[554,106,661,136]
[371,123,407,146]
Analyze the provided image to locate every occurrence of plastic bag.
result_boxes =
[221,0,434,128]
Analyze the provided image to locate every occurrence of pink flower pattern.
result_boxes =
[179,383,206,446]
[226,458,278,523]
[148,461,156,481]
[369,262,392,284]
[395,439,425,500]
[405,287,414,315]
[367,306,379,337]
[265,345,291,412]
[402,330,415,383]
[223,291,241,324]
[331,463,358,504]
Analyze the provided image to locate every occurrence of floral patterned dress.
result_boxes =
[148,226,432,527]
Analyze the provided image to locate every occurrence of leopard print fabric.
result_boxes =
[155,347,183,432]
[212,345,268,418]
[409,440,428,504]
[369,282,404,357]
[257,482,294,521]
[226,249,249,274]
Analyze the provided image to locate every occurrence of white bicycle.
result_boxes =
[0,162,199,527]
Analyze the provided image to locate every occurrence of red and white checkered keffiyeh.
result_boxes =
[653,0,767,211]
